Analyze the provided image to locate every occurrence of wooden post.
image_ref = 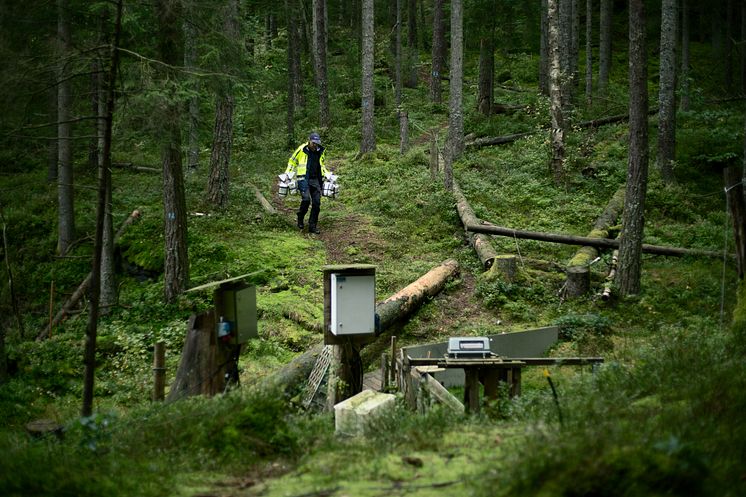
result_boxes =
[464,369,480,413]
[153,341,165,401]
[380,353,389,391]
[390,336,397,387]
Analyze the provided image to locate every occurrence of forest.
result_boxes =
[1,0,746,495]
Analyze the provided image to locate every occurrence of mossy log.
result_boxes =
[564,187,625,298]
[453,182,497,269]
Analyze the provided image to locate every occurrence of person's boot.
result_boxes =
[309,226,320,234]
[297,214,304,230]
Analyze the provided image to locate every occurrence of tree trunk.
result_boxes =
[559,0,573,105]
[657,0,677,185]
[741,0,746,94]
[157,0,189,303]
[585,0,593,105]
[540,0,549,95]
[405,0,418,88]
[184,7,200,171]
[446,0,464,191]
[288,0,304,110]
[286,0,296,148]
[167,311,236,400]
[616,0,649,297]
[598,0,611,94]
[466,223,719,258]
[564,186,625,297]
[725,167,746,279]
[429,0,445,103]
[395,0,402,108]
[207,0,239,210]
[725,0,734,92]
[47,75,58,182]
[399,111,409,154]
[360,0,376,153]
[478,37,494,116]
[313,0,330,129]
[454,181,497,270]
[570,0,580,91]
[57,0,75,257]
[207,94,234,209]
[548,0,566,184]
[679,0,690,111]
[82,0,122,418]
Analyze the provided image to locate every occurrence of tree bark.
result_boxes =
[157,0,189,303]
[167,311,235,400]
[405,0,418,88]
[725,167,746,279]
[559,0,573,105]
[313,0,330,129]
[478,37,494,116]
[548,0,566,184]
[429,0,445,103]
[286,0,296,148]
[570,0,580,91]
[616,0,649,297]
[540,0,549,96]
[47,77,58,182]
[82,0,122,418]
[395,0,402,108]
[657,0,677,185]
[598,0,611,94]
[207,94,234,209]
[446,0,464,168]
[207,0,239,210]
[184,7,200,171]
[585,0,593,105]
[57,0,75,256]
[679,0,690,111]
[360,0,376,153]
[399,110,409,154]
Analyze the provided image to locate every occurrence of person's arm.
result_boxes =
[320,148,329,177]
[286,145,302,175]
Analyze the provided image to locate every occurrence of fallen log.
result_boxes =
[112,162,159,173]
[465,131,533,149]
[376,259,460,332]
[253,259,461,397]
[565,187,625,297]
[602,250,619,301]
[465,110,659,150]
[37,209,142,340]
[250,183,277,215]
[453,182,497,269]
[466,222,722,258]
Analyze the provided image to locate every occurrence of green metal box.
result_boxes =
[215,283,257,344]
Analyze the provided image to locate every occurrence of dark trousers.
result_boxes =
[298,178,321,228]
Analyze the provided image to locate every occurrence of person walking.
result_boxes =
[285,132,329,234]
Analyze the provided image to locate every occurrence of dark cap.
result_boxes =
[309,132,321,145]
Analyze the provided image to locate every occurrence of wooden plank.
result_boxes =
[421,373,464,413]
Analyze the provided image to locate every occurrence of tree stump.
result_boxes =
[26,419,64,440]
[565,265,590,297]
[495,255,517,282]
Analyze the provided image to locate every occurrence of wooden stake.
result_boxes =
[153,341,165,401]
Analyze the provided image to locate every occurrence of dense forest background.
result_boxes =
[1,0,746,496]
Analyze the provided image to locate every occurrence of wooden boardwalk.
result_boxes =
[362,369,383,391]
